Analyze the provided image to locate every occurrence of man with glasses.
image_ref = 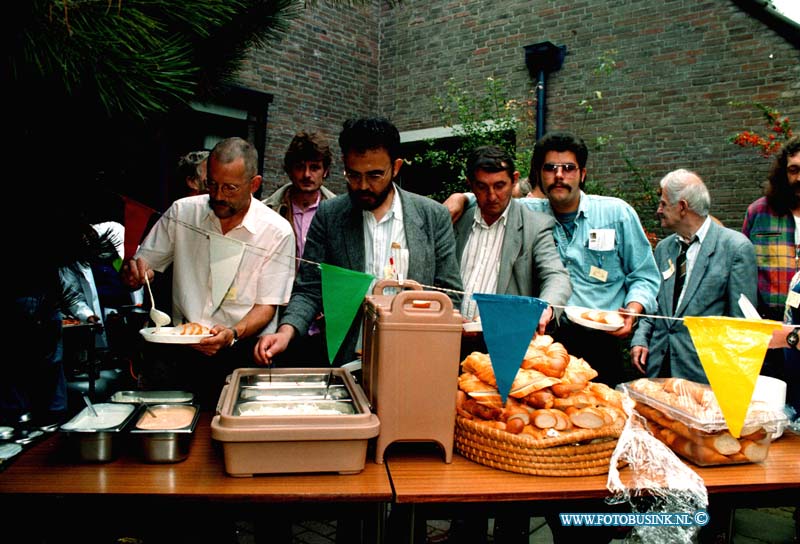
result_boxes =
[122,137,295,407]
[742,136,800,380]
[445,131,659,388]
[255,116,463,367]
[445,132,659,544]
[631,169,756,382]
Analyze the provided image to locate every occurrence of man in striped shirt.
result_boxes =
[454,145,571,354]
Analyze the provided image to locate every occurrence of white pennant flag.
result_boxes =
[209,234,245,311]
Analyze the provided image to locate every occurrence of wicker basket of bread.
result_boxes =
[455,335,626,476]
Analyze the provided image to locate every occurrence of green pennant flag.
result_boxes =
[320,263,374,365]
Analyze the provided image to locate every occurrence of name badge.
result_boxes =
[224,286,238,301]
[589,265,609,282]
[788,290,800,309]
[588,229,615,251]
[662,259,675,280]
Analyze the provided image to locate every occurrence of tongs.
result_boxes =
[323,367,333,400]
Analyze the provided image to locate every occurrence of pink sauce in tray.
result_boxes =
[135,405,196,430]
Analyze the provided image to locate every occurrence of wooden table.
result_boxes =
[384,430,800,543]
[0,412,392,543]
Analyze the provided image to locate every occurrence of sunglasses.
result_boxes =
[542,163,579,173]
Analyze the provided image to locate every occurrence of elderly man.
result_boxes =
[122,137,295,407]
[631,169,757,383]
[256,116,463,366]
[446,132,660,388]
[455,145,571,336]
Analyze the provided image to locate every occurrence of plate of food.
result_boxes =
[565,307,624,331]
[140,322,212,344]
[462,318,482,333]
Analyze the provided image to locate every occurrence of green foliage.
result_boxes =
[9,0,302,120]
[415,50,662,246]
[413,77,533,202]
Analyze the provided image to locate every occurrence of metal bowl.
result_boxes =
[60,403,137,462]
[130,404,200,463]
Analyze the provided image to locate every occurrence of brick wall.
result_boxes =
[376,0,800,226]
[239,0,797,226]
[238,1,382,195]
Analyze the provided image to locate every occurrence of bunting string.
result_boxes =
[123,195,765,325]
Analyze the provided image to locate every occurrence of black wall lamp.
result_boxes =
[523,41,567,140]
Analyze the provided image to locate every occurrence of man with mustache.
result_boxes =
[255,116,463,366]
[444,131,660,544]
[262,131,336,364]
[445,131,660,388]
[122,137,296,407]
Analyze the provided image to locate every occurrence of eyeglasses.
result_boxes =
[206,180,247,197]
[542,163,579,173]
[343,168,392,185]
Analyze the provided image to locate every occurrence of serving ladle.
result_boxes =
[143,274,171,329]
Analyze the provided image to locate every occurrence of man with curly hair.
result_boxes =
[742,136,800,378]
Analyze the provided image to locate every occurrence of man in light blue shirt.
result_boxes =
[446,132,659,388]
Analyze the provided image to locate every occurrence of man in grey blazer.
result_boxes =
[631,169,757,383]
[454,146,571,335]
[255,117,463,366]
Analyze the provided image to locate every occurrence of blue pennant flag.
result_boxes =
[473,293,548,402]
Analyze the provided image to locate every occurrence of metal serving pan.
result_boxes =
[60,403,137,462]
[110,390,194,404]
[130,404,200,463]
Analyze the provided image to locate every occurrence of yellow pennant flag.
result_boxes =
[683,316,783,437]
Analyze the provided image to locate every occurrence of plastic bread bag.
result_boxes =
[619,378,788,466]
[681,316,784,437]
[607,395,708,544]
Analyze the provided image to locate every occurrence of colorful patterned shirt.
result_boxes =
[742,196,799,321]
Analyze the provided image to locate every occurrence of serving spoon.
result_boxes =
[143,274,171,329]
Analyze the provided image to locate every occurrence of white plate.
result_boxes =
[462,319,482,332]
[564,306,623,331]
[140,327,212,344]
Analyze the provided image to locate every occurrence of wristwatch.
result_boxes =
[229,327,239,347]
[787,327,800,349]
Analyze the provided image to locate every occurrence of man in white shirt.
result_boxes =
[122,137,295,406]
[454,145,571,351]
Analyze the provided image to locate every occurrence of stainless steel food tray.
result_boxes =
[234,400,355,416]
[211,368,380,475]
[110,390,194,404]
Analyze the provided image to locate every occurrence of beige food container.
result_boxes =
[211,367,380,476]
[362,280,463,463]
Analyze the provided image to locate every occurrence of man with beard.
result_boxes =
[255,116,462,366]
[742,136,800,379]
[122,137,295,408]
[631,169,756,382]
[445,131,660,388]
